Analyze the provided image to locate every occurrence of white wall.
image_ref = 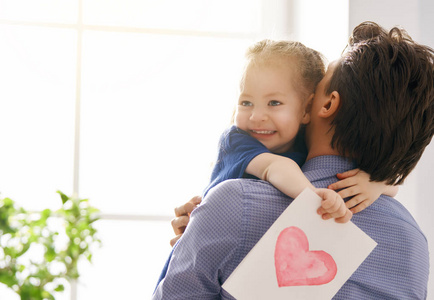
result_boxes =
[349,0,434,297]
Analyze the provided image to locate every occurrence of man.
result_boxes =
[153,22,433,299]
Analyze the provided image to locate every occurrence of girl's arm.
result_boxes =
[246,153,352,223]
[328,169,399,214]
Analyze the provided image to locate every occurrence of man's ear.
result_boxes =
[301,93,314,124]
[318,91,340,118]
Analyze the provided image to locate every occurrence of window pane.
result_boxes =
[76,220,173,298]
[83,0,261,33]
[80,31,252,215]
[293,0,349,62]
[0,25,76,210]
[0,0,78,23]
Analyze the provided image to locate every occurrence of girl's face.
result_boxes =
[235,60,310,153]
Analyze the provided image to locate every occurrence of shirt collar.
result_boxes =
[302,155,357,182]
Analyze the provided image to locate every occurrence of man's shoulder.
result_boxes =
[202,179,292,226]
[366,195,422,228]
[206,178,286,202]
[343,195,429,299]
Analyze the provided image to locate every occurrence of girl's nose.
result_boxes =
[249,108,268,122]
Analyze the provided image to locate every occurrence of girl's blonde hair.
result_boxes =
[241,39,326,101]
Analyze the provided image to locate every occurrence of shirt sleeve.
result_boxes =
[204,126,269,196]
[152,180,244,300]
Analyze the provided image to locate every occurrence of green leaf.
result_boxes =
[57,191,69,205]
[41,289,54,300]
[0,271,18,287]
[2,197,14,207]
[54,284,65,292]
[44,246,56,262]
[41,209,52,219]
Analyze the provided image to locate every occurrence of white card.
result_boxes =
[222,188,377,300]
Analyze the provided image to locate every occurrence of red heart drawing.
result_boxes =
[275,226,337,287]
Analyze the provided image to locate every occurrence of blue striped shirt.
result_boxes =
[152,155,429,299]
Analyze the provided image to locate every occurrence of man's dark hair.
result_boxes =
[327,21,434,185]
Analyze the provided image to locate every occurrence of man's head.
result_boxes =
[308,21,434,185]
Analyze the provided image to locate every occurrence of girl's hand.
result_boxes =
[170,196,202,247]
[316,188,352,223]
[328,169,393,214]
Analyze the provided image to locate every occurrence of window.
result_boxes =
[0,1,350,298]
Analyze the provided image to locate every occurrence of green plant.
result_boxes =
[0,191,100,300]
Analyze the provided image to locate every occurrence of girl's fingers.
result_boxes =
[326,201,347,217]
[316,189,351,222]
[319,205,353,223]
[336,168,360,179]
[328,177,356,190]
[337,186,361,199]
[345,194,366,209]
[320,212,331,220]
[334,210,353,223]
[350,200,372,214]
[320,191,341,212]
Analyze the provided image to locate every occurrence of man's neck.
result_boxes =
[306,146,340,162]
[305,120,339,162]
[305,135,340,162]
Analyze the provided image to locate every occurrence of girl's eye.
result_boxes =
[269,100,281,106]
[240,101,252,107]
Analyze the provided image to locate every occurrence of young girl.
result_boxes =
[205,40,325,200]
[156,39,397,288]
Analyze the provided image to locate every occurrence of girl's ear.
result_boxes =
[318,91,340,118]
[301,94,314,125]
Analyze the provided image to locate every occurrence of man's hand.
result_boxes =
[170,196,202,247]
[316,188,353,223]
